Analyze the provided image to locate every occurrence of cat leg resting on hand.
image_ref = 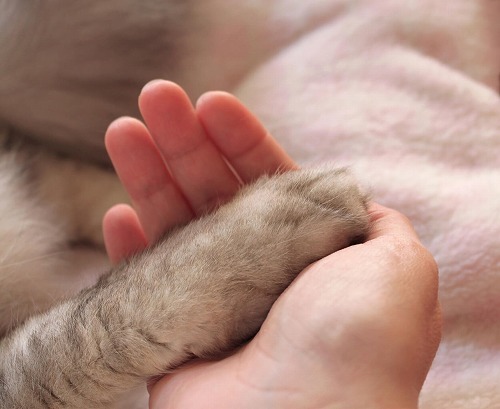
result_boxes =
[0,165,369,409]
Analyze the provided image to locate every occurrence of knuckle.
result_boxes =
[380,235,439,287]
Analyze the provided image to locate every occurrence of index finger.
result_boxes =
[366,202,421,242]
[139,81,241,215]
[363,202,439,305]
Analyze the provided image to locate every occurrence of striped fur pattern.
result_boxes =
[0,166,368,408]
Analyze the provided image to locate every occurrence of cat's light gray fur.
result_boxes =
[0,1,370,408]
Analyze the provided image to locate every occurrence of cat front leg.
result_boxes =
[0,166,369,409]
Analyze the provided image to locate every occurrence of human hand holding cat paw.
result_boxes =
[103,80,441,408]
[147,203,441,409]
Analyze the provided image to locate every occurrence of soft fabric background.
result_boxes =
[196,1,500,407]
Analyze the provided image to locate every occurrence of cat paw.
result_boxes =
[250,165,368,243]
[219,165,370,290]
[123,165,371,364]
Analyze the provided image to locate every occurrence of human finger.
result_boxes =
[139,80,241,215]
[105,116,194,241]
[196,91,298,182]
[366,202,421,242]
[362,203,439,317]
[103,204,148,264]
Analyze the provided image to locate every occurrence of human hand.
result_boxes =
[149,203,441,409]
[103,80,296,263]
[104,81,441,408]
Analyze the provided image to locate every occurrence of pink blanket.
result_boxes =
[205,1,500,407]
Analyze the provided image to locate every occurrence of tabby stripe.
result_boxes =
[36,381,67,407]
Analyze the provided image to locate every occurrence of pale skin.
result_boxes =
[103,80,296,263]
[103,80,441,409]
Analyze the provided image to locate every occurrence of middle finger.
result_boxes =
[139,81,241,215]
